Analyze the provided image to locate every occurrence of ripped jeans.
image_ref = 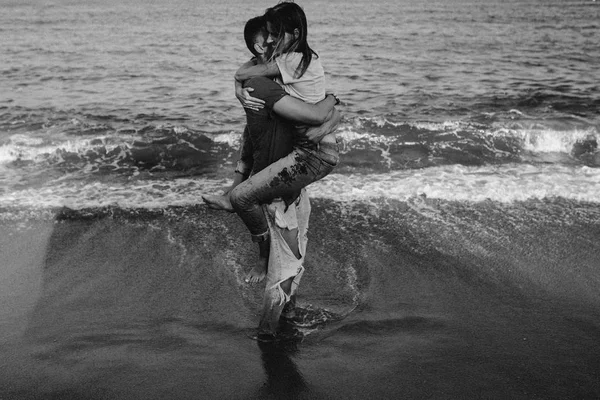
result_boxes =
[229,139,339,240]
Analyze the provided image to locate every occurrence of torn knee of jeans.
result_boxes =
[264,280,293,307]
[276,281,292,306]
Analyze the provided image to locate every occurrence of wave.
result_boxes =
[1,107,599,212]
[1,114,599,176]
[340,116,599,167]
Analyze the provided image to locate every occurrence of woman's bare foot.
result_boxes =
[245,260,267,283]
[245,237,269,283]
[202,194,235,212]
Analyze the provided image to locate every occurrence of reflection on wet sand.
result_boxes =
[256,331,308,400]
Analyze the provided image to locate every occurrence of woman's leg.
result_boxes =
[230,144,337,281]
[230,146,336,239]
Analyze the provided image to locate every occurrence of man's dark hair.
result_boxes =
[244,16,267,57]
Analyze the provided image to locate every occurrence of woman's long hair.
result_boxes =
[265,2,318,79]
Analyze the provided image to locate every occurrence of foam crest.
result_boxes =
[493,127,599,154]
[0,164,598,215]
[334,120,402,148]
[309,164,600,203]
[208,131,242,148]
[0,135,113,164]
[0,178,227,211]
[354,116,599,157]
[412,120,463,131]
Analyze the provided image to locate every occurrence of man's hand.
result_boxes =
[235,81,265,111]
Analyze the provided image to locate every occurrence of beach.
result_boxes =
[1,0,599,398]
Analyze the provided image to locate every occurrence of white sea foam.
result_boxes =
[0,164,598,214]
[0,136,115,164]
[412,120,463,131]
[492,127,599,154]
[313,164,600,203]
[0,178,225,211]
[207,131,241,148]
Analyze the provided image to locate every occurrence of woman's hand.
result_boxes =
[235,83,265,111]
[304,108,342,143]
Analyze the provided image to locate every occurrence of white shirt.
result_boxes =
[275,52,326,104]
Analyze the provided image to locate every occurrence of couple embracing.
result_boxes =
[203,1,341,340]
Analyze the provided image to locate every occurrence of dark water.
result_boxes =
[1,199,600,399]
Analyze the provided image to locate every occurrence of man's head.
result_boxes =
[244,16,268,59]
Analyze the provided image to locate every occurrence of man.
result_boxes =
[203,16,340,338]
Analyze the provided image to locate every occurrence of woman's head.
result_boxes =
[264,1,316,78]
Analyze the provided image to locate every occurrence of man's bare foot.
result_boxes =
[202,194,235,212]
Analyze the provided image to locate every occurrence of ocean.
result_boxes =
[1,0,599,398]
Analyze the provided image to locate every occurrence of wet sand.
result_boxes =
[1,201,599,399]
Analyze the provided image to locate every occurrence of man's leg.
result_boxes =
[282,193,311,320]
[279,275,297,320]
[281,228,301,260]
[258,275,295,338]
[258,192,310,336]
[278,227,300,317]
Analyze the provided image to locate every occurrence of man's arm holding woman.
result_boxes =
[235,60,342,140]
